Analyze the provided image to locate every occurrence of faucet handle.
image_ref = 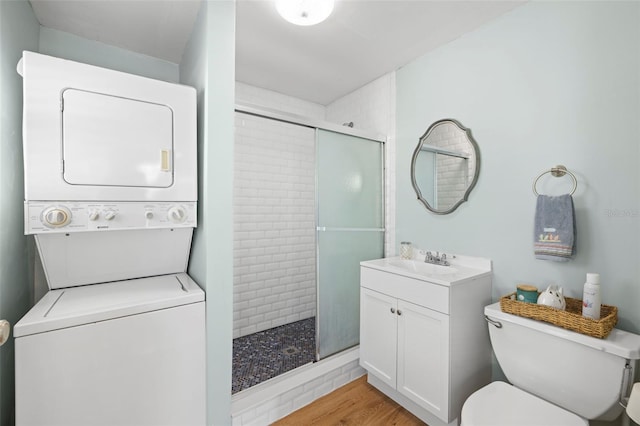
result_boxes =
[424,251,432,262]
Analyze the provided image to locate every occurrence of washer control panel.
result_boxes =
[25,201,197,234]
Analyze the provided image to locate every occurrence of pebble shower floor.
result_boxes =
[232,317,316,393]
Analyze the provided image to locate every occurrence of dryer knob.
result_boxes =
[104,210,117,221]
[168,206,187,223]
[145,211,154,220]
[88,210,100,221]
[42,206,72,228]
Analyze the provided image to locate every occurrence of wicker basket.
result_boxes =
[499,293,617,339]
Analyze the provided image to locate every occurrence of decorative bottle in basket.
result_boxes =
[582,273,601,320]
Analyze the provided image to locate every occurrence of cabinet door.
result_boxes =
[360,288,397,388]
[397,299,450,422]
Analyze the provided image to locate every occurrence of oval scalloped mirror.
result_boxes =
[411,119,480,214]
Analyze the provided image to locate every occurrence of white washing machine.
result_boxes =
[15,52,205,425]
[14,274,205,426]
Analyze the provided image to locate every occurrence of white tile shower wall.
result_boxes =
[326,73,397,256]
[430,122,476,210]
[232,359,365,426]
[236,82,326,120]
[233,112,317,339]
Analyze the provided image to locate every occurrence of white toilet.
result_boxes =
[461,302,640,426]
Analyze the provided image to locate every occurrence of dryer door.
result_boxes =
[62,89,174,188]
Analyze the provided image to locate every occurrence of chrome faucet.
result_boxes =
[424,251,450,266]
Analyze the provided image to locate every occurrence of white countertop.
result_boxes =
[360,256,492,286]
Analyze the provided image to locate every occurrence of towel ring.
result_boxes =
[533,165,577,196]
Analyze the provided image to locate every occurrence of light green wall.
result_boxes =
[181,1,235,425]
[397,1,640,333]
[39,26,179,83]
[0,1,39,424]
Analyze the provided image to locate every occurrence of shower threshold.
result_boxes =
[232,317,316,394]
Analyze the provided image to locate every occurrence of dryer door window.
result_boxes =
[62,89,174,188]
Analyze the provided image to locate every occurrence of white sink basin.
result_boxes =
[360,255,492,285]
[388,259,457,276]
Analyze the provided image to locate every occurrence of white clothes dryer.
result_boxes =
[19,51,197,203]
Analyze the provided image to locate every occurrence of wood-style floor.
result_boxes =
[272,375,427,426]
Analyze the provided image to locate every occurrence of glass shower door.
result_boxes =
[316,129,384,360]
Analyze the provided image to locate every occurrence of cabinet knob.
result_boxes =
[390,308,396,314]
[397,310,402,316]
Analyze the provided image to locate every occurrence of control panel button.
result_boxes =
[103,210,117,221]
[25,201,196,234]
[41,206,72,228]
[168,206,187,223]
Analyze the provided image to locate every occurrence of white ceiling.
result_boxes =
[29,0,524,105]
[30,0,203,64]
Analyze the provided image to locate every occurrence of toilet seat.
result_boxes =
[461,381,588,426]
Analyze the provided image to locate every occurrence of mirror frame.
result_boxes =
[410,118,480,215]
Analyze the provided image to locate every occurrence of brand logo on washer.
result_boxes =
[97,226,109,229]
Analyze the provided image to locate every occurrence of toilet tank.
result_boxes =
[485,303,640,420]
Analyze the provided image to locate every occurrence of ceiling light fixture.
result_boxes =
[275,0,335,26]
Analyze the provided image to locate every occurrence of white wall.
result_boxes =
[326,73,395,137]
[326,73,397,256]
[396,1,640,336]
[236,82,325,119]
[0,2,39,423]
[232,81,395,339]
[233,113,316,338]
[233,84,324,339]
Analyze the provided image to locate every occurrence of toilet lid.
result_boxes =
[461,382,588,426]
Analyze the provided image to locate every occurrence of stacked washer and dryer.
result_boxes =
[14,52,206,425]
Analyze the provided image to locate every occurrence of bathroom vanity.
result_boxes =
[359,255,492,426]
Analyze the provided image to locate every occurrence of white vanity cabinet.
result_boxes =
[359,257,492,426]
[361,288,450,419]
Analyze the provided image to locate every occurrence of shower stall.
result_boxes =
[232,106,384,393]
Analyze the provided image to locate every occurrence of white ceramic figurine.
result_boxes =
[537,285,566,310]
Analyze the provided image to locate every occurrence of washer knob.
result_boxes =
[103,210,117,221]
[88,209,100,221]
[168,206,187,223]
[145,211,154,220]
[42,206,71,228]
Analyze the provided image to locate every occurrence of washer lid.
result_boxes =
[14,273,204,337]
[462,382,587,426]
